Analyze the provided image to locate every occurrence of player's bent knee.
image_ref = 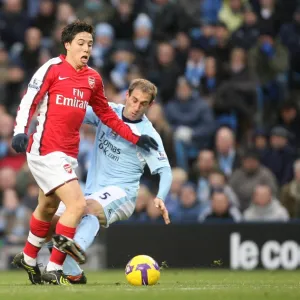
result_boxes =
[86,199,107,226]
[36,199,60,219]
[44,206,59,217]
[69,200,86,217]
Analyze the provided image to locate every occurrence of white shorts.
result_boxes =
[55,186,135,227]
[27,151,78,195]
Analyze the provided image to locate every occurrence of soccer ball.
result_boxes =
[125,255,160,286]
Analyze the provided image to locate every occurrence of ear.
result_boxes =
[149,99,156,107]
[125,90,129,102]
[64,42,71,51]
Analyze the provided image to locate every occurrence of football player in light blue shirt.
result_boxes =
[52,79,172,283]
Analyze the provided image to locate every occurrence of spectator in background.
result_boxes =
[215,127,240,176]
[231,5,260,50]
[208,170,240,208]
[172,182,202,222]
[281,159,300,218]
[76,0,114,26]
[30,0,56,41]
[189,150,216,203]
[147,42,181,104]
[146,103,175,166]
[0,0,30,49]
[185,40,206,88]
[199,56,220,102]
[0,189,31,244]
[4,64,25,115]
[48,23,66,57]
[261,126,296,186]
[177,0,201,23]
[254,0,280,33]
[253,128,268,153]
[214,47,257,139]
[164,168,187,217]
[200,0,222,24]
[275,0,299,25]
[276,101,300,149]
[210,22,232,75]
[0,43,9,107]
[133,14,155,73]
[279,6,300,84]
[109,41,135,91]
[21,181,39,212]
[174,32,191,75]
[0,114,14,160]
[0,167,17,205]
[195,21,217,53]
[165,77,215,171]
[198,190,242,222]
[244,184,289,221]
[218,0,248,33]
[12,27,43,82]
[229,149,278,211]
[56,1,77,25]
[143,0,193,41]
[110,0,136,40]
[91,23,114,70]
[0,114,26,171]
[15,162,35,198]
[248,26,289,105]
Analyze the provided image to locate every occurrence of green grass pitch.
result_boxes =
[0,269,300,300]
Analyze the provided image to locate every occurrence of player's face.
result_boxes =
[65,32,93,70]
[124,89,152,121]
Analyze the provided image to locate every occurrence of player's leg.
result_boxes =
[61,200,103,281]
[45,203,88,284]
[13,151,82,285]
[62,186,135,278]
[42,179,86,285]
[62,212,100,284]
[12,189,60,284]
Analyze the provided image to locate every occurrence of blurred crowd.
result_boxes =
[1,0,300,244]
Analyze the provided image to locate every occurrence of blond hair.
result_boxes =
[128,78,157,103]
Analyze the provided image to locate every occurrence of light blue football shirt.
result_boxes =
[83,103,170,202]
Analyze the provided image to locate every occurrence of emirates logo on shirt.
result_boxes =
[88,76,95,88]
[63,163,72,174]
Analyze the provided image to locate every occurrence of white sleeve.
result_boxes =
[14,57,61,135]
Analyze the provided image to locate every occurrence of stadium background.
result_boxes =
[1,0,300,270]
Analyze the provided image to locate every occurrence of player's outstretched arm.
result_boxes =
[153,197,170,224]
[90,76,158,151]
[155,166,172,224]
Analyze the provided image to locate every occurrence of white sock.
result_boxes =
[23,253,37,267]
[46,261,63,272]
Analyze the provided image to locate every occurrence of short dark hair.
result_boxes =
[61,20,94,46]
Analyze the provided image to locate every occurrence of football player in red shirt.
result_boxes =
[11,20,158,285]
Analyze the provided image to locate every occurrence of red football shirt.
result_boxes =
[14,55,139,158]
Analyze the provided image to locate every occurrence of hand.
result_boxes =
[153,197,170,225]
[174,126,193,143]
[136,135,158,152]
[11,133,28,153]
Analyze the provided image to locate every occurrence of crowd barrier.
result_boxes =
[106,222,300,270]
